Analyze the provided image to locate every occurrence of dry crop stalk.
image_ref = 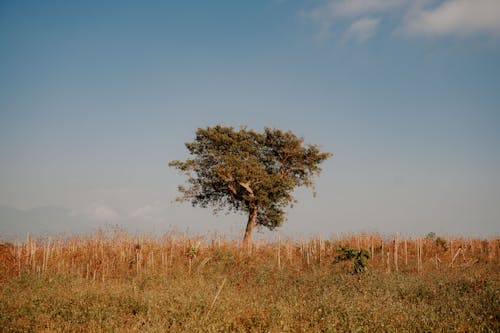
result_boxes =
[394,234,399,272]
[449,238,453,264]
[381,240,384,265]
[386,250,390,273]
[450,248,462,268]
[318,237,322,267]
[404,239,408,266]
[277,235,281,270]
[204,277,227,321]
[371,236,374,261]
[418,238,423,273]
[306,243,310,267]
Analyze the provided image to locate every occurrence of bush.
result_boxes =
[334,245,371,274]
[435,237,448,251]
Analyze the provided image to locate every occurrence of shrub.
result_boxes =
[435,237,448,251]
[334,245,371,274]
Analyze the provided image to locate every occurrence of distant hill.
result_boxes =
[0,205,99,240]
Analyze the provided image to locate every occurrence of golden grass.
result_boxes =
[0,229,498,332]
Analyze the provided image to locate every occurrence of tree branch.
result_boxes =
[227,184,237,195]
[239,181,254,198]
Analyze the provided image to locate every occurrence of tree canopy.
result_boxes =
[169,125,331,244]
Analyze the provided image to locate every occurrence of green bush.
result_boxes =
[335,245,371,274]
[435,237,448,251]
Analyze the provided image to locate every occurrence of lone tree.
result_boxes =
[169,125,331,245]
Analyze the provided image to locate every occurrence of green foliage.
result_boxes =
[426,232,436,239]
[335,245,371,274]
[186,243,200,259]
[435,237,448,251]
[169,126,331,234]
[427,233,448,251]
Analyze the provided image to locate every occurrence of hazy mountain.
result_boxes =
[0,205,102,240]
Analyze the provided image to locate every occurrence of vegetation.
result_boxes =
[334,245,371,273]
[0,231,498,332]
[169,126,331,245]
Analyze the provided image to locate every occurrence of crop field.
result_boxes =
[0,230,498,332]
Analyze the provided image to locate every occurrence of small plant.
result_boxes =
[435,237,448,251]
[334,245,371,274]
[186,242,200,259]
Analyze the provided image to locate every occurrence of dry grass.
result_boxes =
[0,229,499,332]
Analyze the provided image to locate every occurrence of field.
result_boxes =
[0,230,498,332]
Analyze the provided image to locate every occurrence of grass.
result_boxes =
[0,230,498,332]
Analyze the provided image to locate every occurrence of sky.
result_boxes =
[1,0,499,240]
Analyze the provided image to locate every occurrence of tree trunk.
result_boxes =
[242,206,258,249]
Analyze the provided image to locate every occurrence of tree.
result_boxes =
[169,125,331,246]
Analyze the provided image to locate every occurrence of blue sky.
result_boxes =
[1,0,499,239]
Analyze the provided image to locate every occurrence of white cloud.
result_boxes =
[303,0,500,41]
[343,17,381,42]
[129,201,166,222]
[77,203,121,222]
[332,0,406,17]
[403,0,500,37]
[305,0,406,22]
[304,0,406,41]
[70,201,168,225]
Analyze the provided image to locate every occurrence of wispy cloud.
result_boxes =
[72,202,168,224]
[303,0,406,42]
[331,0,406,17]
[342,17,381,43]
[79,203,121,222]
[402,0,500,37]
[129,201,166,223]
[302,0,500,41]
